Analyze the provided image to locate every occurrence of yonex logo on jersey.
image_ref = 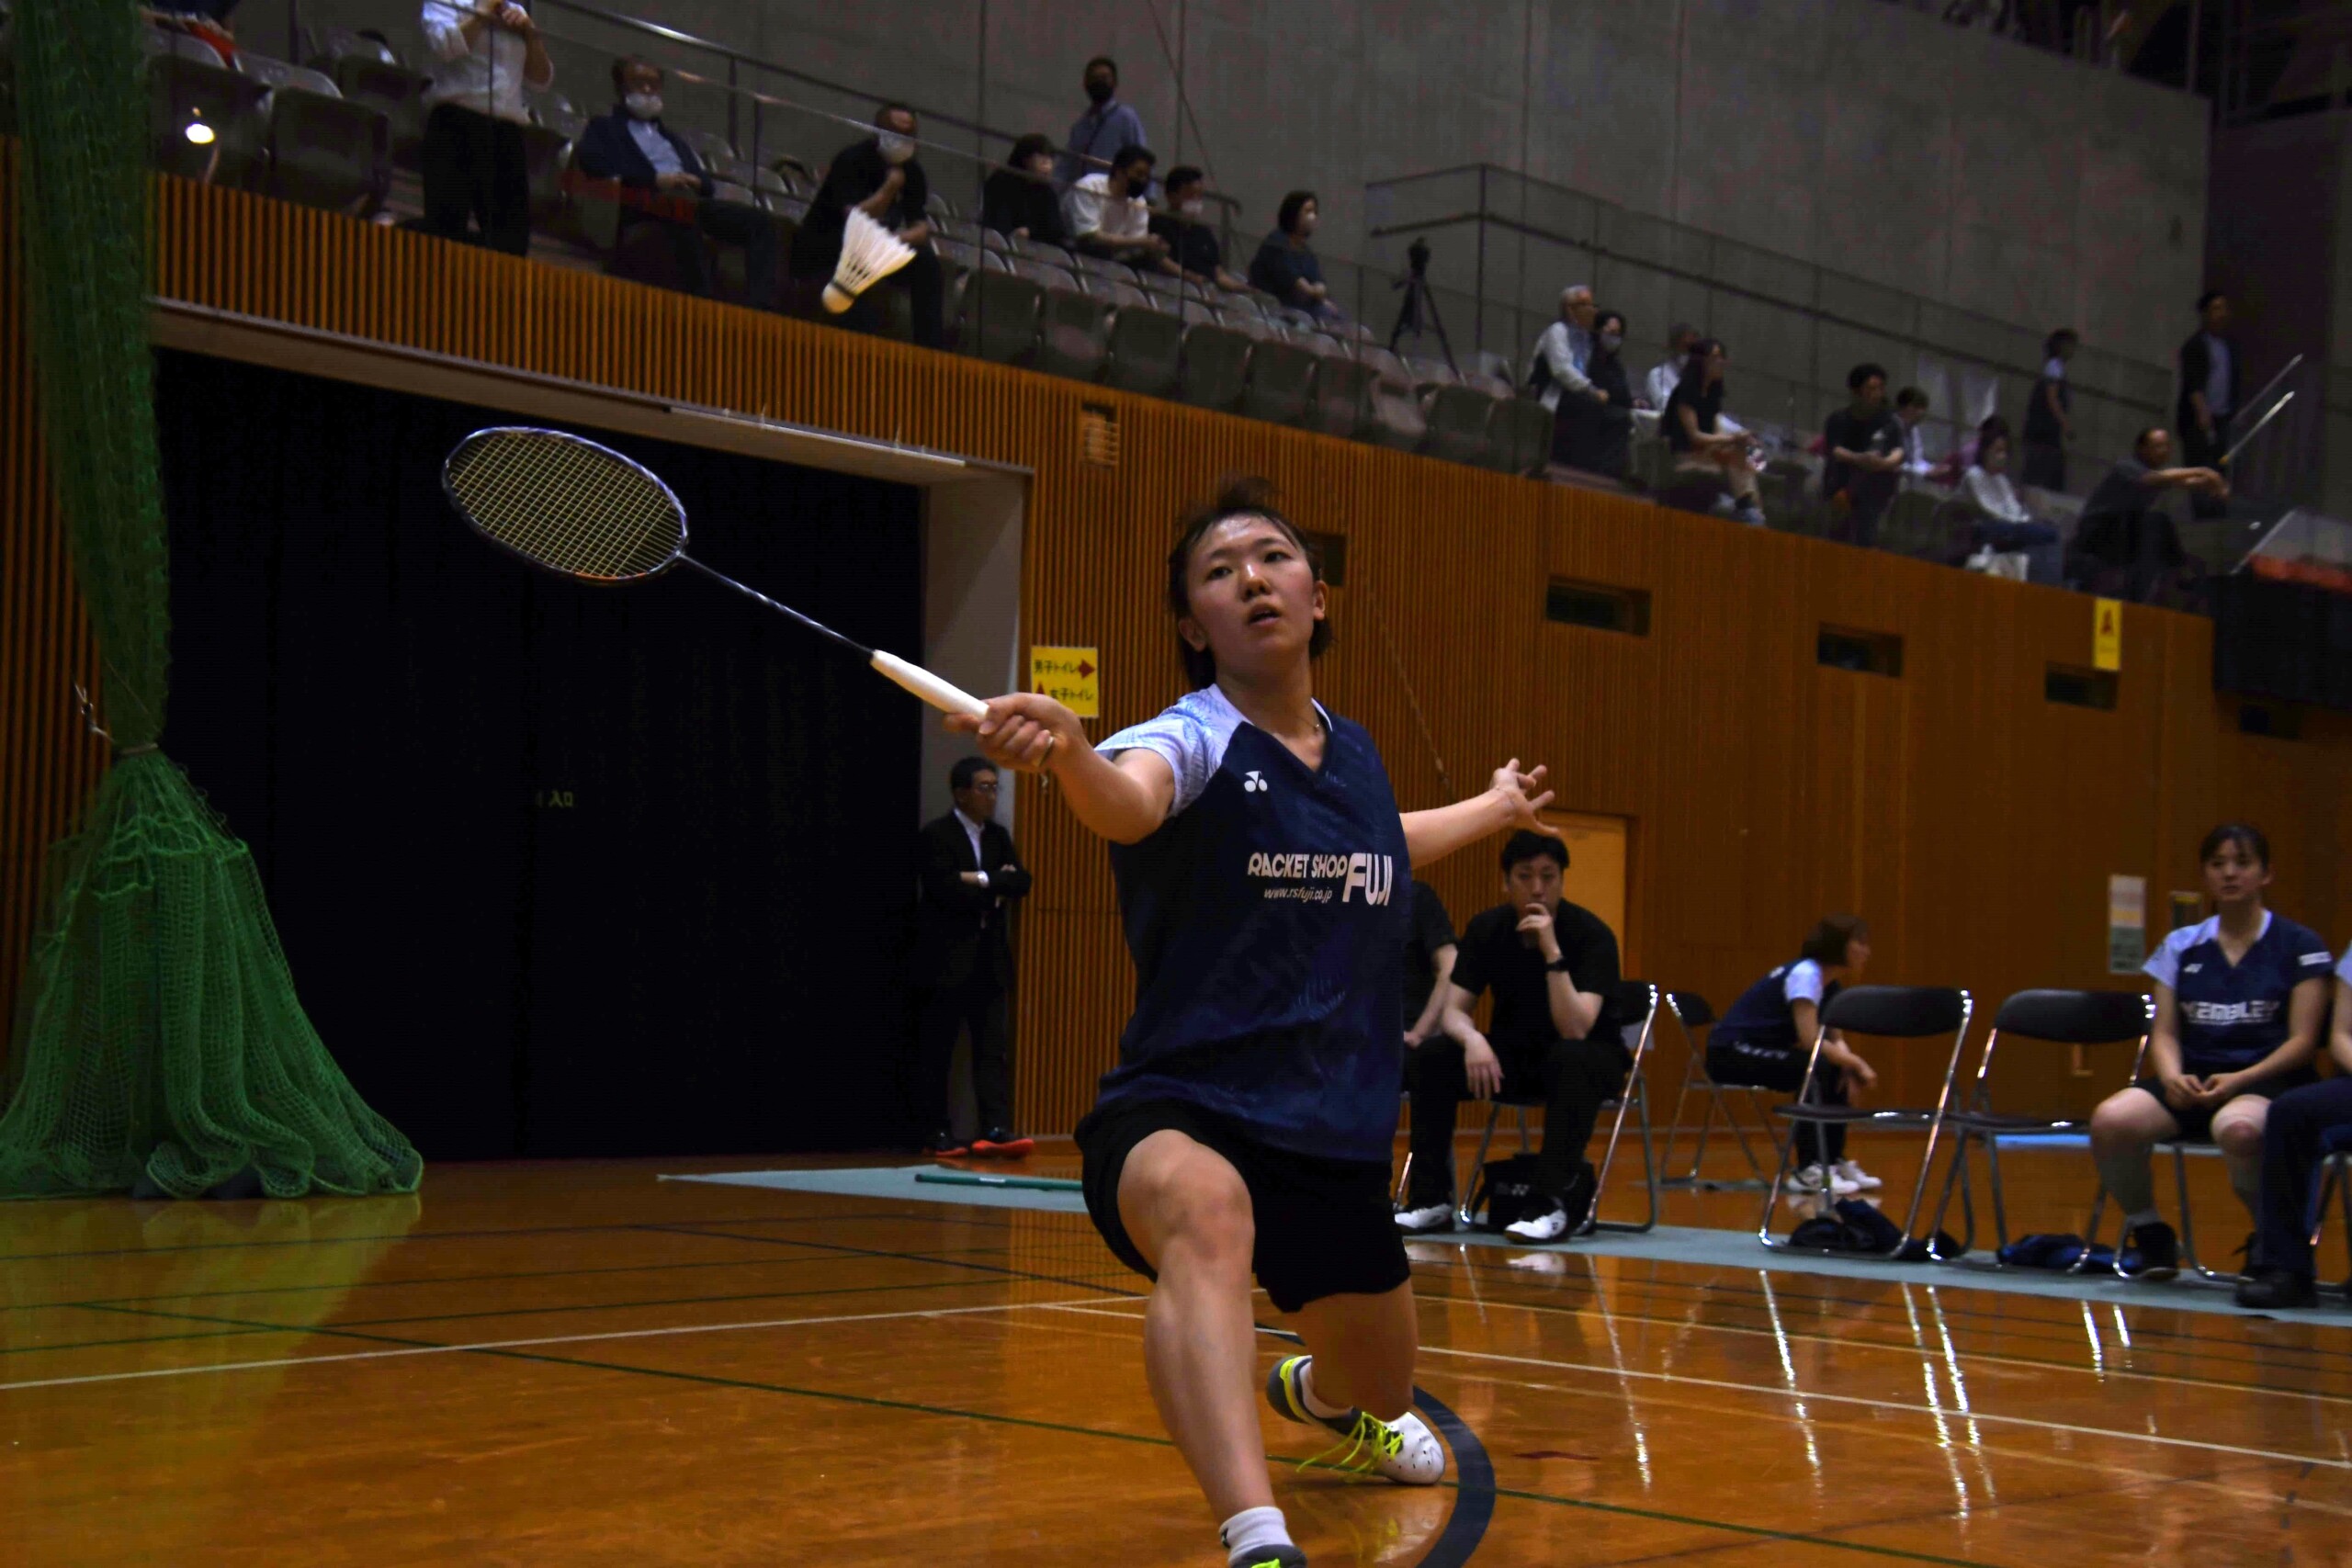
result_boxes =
[2183,963,2203,974]
[2181,998,2278,1027]
[1243,771,1268,794]
[1244,850,1395,907]
[2301,952,2333,966]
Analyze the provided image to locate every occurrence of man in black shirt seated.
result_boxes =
[789,102,944,348]
[1397,831,1624,1243]
[2069,426,2226,602]
[572,58,779,308]
[978,133,1070,248]
[1149,165,1247,294]
[1822,363,1905,547]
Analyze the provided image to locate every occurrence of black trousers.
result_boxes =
[1707,1039,1846,1168]
[2255,1077,2352,1280]
[420,102,530,256]
[804,244,945,349]
[625,200,779,308]
[913,975,1012,1135]
[1405,1035,1630,1208]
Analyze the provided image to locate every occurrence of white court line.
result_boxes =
[1035,1303,2351,1472]
[0,1295,1114,1396]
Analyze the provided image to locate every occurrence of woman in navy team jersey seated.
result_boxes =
[2089,822,2335,1280]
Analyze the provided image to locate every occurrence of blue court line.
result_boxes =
[671,1166,2352,1326]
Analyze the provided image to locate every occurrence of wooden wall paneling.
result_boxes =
[4,152,2347,1134]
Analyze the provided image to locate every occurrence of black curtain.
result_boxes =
[154,350,924,1159]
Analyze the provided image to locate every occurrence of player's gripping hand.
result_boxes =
[946,692,1086,776]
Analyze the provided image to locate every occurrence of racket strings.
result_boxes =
[450,433,683,580]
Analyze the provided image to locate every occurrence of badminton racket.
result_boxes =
[440,426,986,717]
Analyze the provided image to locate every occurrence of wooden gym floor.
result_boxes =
[3,1134,2348,1566]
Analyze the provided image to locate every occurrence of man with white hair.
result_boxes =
[1529,286,1611,468]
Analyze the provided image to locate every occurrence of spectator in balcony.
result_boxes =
[1664,337,1765,525]
[2023,327,2078,490]
[790,103,945,350]
[1055,55,1146,189]
[1894,386,1932,476]
[1565,309,1634,480]
[979,133,1070,248]
[1822,363,1905,547]
[419,1,552,256]
[2177,290,2238,519]
[1065,144,1175,273]
[1960,426,2062,583]
[572,59,779,310]
[2067,426,2226,600]
[1152,165,1247,293]
[1529,285,1601,463]
[1250,191,1342,321]
[1644,322,1699,411]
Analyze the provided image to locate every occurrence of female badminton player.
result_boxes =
[947,479,1559,1568]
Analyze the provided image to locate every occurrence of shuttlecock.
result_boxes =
[822,208,916,314]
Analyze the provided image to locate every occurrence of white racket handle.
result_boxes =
[870,649,988,717]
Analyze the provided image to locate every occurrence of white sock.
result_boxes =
[2125,1208,2163,1231]
[1221,1506,1292,1565]
[1296,1358,1352,1421]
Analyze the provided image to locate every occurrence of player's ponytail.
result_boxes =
[1165,476,1333,688]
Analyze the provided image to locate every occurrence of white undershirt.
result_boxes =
[954,807,989,888]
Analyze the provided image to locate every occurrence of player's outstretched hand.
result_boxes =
[1488,759,1559,836]
[946,692,1086,776]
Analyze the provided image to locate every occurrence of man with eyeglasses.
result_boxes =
[910,758,1034,1156]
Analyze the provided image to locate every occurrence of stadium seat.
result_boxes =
[237,54,391,217]
[1236,320,1318,427]
[534,94,587,142]
[1468,349,1519,391]
[324,54,429,172]
[1066,250,1141,290]
[1403,354,1456,393]
[955,266,1045,365]
[1359,348,1430,451]
[520,121,575,237]
[1176,310,1253,413]
[147,53,268,187]
[144,24,227,68]
[1487,395,1555,476]
[1880,491,1974,565]
[1101,282,1184,399]
[1295,334,1370,438]
[679,127,735,169]
[1420,379,1498,466]
[306,26,400,70]
[1017,261,1111,380]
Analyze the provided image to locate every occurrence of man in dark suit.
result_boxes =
[571,57,777,308]
[911,758,1032,1156]
[789,102,944,348]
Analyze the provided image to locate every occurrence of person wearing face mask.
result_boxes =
[1151,165,1249,293]
[790,102,945,349]
[1250,191,1343,322]
[572,58,779,309]
[1563,309,1634,480]
[1056,55,1148,190]
[980,133,1071,248]
[1066,144,1176,272]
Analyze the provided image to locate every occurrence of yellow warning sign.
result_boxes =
[2092,598,2121,672]
[1030,646,1100,718]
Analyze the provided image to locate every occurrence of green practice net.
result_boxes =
[0,0,420,1197]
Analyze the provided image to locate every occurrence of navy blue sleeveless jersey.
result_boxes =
[1710,959,1828,1052]
[1092,686,1409,1163]
[2143,911,2335,1073]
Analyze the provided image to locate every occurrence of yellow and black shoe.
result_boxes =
[1263,1355,1446,1484]
[1231,1551,1307,1568]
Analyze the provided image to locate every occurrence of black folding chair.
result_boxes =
[1660,990,1784,1190]
[2310,1152,2352,1296]
[1456,981,1662,1235]
[1927,989,2152,1262]
[1757,986,1974,1257]
[2079,1025,2262,1283]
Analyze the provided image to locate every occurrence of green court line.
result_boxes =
[80,1300,2009,1568]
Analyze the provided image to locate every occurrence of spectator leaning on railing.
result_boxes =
[2067,426,2224,603]
[1528,285,1603,468]
[419,0,552,256]
[980,134,1071,248]
[572,58,778,310]
[1065,144,1176,274]
[790,103,945,349]
[1152,165,1247,294]
[1055,55,1146,189]
[1250,192,1342,322]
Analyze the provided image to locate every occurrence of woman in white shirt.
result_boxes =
[1961,426,2062,583]
[420,1,554,255]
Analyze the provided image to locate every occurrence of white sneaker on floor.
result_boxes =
[1394,1202,1454,1234]
[1503,1201,1572,1243]
[1835,1160,1883,1191]
[1789,1163,1861,1197]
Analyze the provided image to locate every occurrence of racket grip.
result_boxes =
[870,650,988,717]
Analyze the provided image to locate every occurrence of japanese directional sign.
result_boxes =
[1030,646,1100,718]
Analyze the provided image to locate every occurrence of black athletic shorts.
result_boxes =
[1074,1098,1410,1314]
[2127,1069,2319,1142]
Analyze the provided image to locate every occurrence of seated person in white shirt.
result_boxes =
[419,0,552,256]
[1643,322,1698,411]
[571,59,779,309]
[1959,425,2062,583]
[1064,143,1175,273]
